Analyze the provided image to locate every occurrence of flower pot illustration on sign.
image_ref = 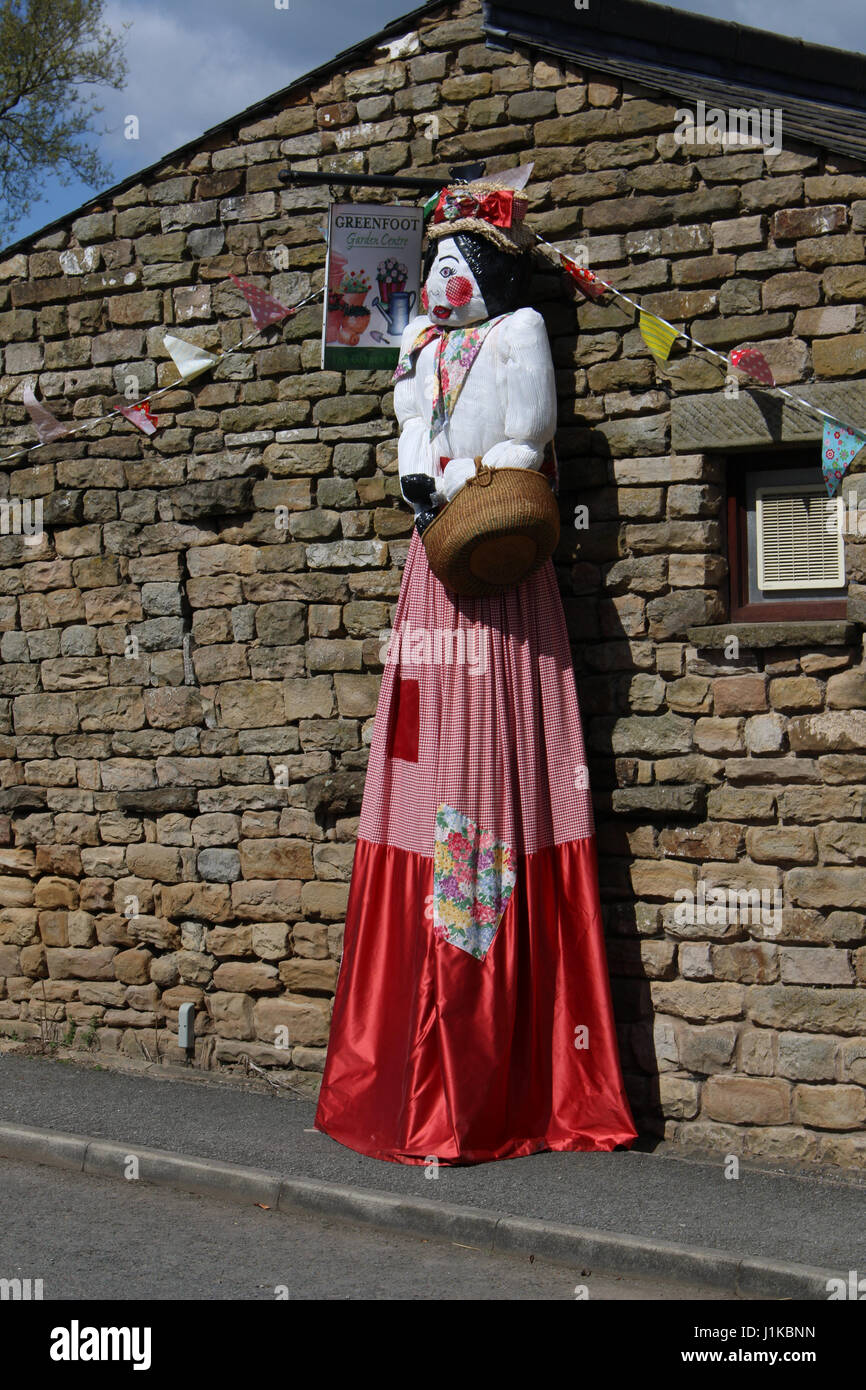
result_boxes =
[338,304,371,345]
[373,289,416,337]
[339,269,371,308]
[376,258,409,305]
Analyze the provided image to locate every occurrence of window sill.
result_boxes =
[687,620,860,649]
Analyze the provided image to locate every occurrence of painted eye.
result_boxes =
[440,266,454,277]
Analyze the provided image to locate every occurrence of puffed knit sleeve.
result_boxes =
[481,306,557,472]
[395,315,435,499]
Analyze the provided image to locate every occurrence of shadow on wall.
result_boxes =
[543,264,666,1145]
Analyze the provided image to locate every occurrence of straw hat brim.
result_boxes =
[427,217,536,255]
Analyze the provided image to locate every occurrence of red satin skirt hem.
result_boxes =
[315,835,637,1167]
[313,1127,636,1169]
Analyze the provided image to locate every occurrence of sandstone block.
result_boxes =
[113,948,152,985]
[777,1031,838,1081]
[747,984,866,1035]
[127,916,181,950]
[212,961,279,993]
[231,879,302,922]
[658,1074,700,1119]
[46,947,116,981]
[278,958,339,992]
[207,991,255,1039]
[238,840,314,880]
[253,995,329,1047]
[217,681,286,728]
[793,1084,866,1130]
[677,1023,737,1074]
[745,826,815,864]
[205,925,252,959]
[779,946,853,985]
[161,883,232,923]
[703,1075,790,1125]
[650,981,745,1022]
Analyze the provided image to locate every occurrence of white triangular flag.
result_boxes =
[164,333,220,383]
[23,384,69,443]
[497,162,534,189]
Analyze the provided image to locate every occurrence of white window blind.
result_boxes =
[756,485,845,591]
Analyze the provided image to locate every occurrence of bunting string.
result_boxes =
[538,231,866,492]
[5,234,866,496]
[0,285,324,469]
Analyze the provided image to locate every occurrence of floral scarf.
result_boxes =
[393,313,511,441]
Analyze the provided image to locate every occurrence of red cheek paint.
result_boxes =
[421,284,429,311]
[445,275,473,307]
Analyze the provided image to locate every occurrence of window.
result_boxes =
[726,451,847,621]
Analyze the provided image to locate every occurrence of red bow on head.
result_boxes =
[431,188,527,230]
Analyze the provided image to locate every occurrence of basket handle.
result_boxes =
[471,454,493,488]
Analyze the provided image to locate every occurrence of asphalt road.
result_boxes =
[1,1054,863,1275]
[0,1157,739,1301]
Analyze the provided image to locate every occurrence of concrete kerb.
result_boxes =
[0,1122,837,1299]
[0,1122,89,1171]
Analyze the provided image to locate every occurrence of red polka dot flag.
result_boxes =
[730,347,775,387]
[231,275,294,330]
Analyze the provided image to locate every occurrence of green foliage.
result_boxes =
[0,0,128,239]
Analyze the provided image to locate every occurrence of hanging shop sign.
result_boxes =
[322,201,424,369]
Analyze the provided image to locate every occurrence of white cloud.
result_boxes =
[5,0,410,242]
[98,0,312,167]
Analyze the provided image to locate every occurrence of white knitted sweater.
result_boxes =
[394,306,558,506]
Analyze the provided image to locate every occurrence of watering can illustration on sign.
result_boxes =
[373,290,416,337]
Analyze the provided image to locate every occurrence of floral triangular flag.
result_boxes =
[822,419,866,497]
[164,333,220,383]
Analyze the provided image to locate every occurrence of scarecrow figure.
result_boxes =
[315,179,636,1164]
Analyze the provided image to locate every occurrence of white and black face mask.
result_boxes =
[422,237,489,328]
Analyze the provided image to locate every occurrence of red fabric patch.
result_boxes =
[446,275,473,307]
[388,678,420,762]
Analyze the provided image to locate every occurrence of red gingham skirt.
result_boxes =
[358,529,596,856]
[315,531,636,1164]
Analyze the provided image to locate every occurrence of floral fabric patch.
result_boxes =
[432,804,517,960]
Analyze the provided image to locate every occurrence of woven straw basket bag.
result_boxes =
[422,456,560,598]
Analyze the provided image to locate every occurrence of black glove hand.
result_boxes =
[401,474,441,536]
[414,506,438,536]
[401,473,437,506]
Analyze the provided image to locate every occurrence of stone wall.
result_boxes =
[0,0,864,1166]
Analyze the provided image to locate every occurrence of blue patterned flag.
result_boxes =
[822,419,866,496]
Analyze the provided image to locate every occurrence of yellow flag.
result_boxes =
[639,311,680,361]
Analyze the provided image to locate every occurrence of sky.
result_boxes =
[3,0,866,250]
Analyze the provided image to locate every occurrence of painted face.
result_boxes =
[423,237,488,327]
